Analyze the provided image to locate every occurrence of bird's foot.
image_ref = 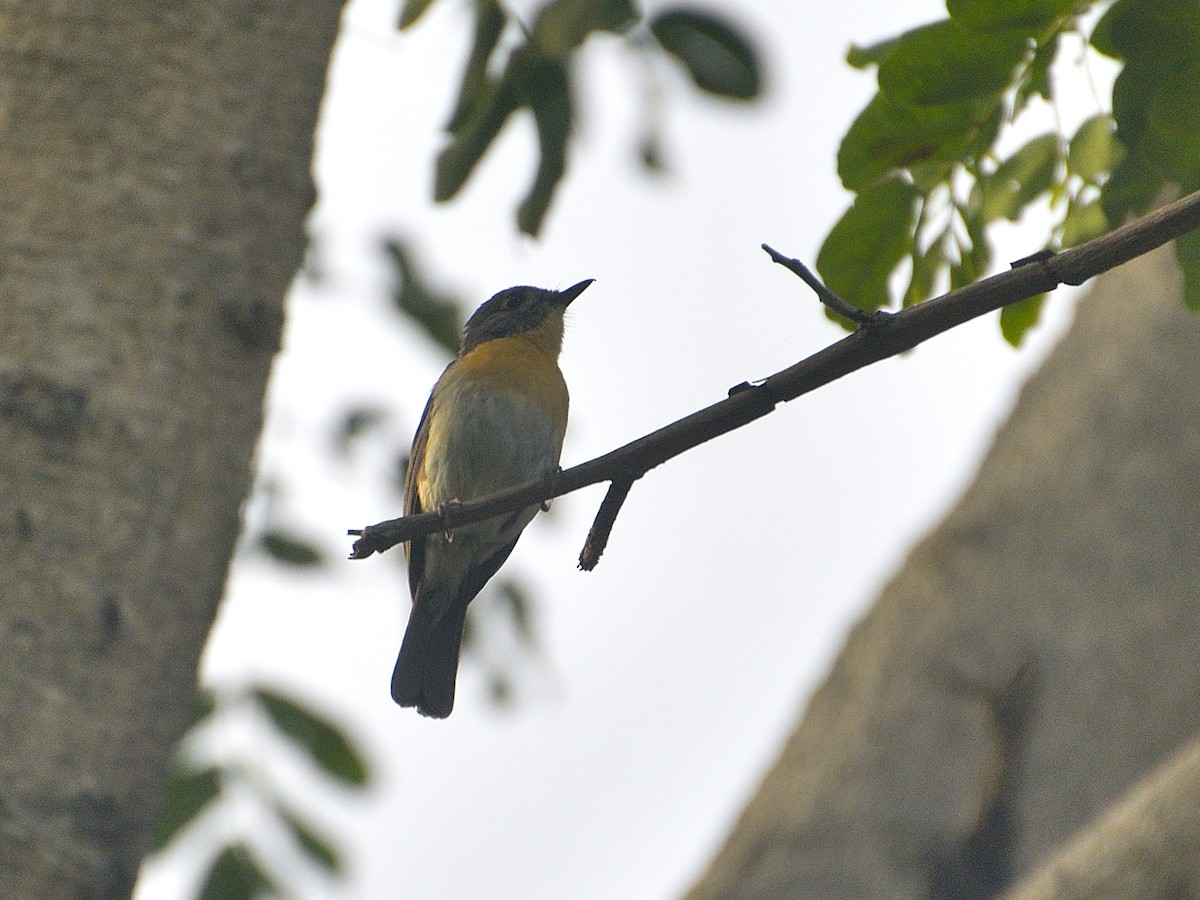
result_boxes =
[541,467,563,512]
[438,499,462,542]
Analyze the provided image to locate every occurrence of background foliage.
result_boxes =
[817,0,1200,343]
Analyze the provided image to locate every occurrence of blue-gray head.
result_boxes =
[460,280,593,355]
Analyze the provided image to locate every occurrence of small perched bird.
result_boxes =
[393,279,594,717]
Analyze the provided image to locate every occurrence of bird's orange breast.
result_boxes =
[452,335,569,433]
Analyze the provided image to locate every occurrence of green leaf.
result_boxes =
[398,0,439,29]
[907,161,955,194]
[533,0,637,57]
[1177,229,1200,313]
[1144,62,1200,186]
[1092,0,1200,171]
[948,0,1077,33]
[1109,62,1156,149]
[816,179,920,315]
[877,19,1029,106]
[1013,31,1058,113]
[1091,0,1200,63]
[903,235,946,307]
[445,1,506,134]
[650,8,762,100]
[255,687,370,788]
[277,803,342,873]
[260,530,324,568]
[1068,114,1121,183]
[951,204,991,289]
[1060,198,1109,247]
[977,132,1061,222]
[155,766,220,849]
[516,55,573,237]
[434,69,522,202]
[846,36,899,69]
[1101,143,1162,224]
[1000,293,1046,346]
[838,91,1002,191]
[384,240,462,354]
[199,845,275,900]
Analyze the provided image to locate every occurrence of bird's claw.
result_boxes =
[438,499,462,542]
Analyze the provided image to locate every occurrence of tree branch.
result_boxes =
[760,244,881,324]
[578,477,636,571]
[349,187,1200,560]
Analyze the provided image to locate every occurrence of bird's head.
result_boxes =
[460,279,593,356]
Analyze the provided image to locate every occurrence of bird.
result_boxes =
[392,279,594,717]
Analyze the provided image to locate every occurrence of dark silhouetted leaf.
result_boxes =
[398,0,439,30]
[816,179,920,316]
[255,687,369,788]
[260,530,324,568]
[155,766,220,849]
[650,8,762,100]
[517,55,573,237]
[877,19,1028,106]
[384,240,462,354]
[333,405,388,457]
[489,673,515,706]
[191,688,217,725]
[434,69,522,202]
[533,0,637,57]
[446,1,506,133]
[277,802,342,873]
[1000,293,1046,346]
[199,845,275,900]
[639,133,667,172]
[497,579,534,642]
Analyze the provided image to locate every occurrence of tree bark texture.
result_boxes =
[0,3,343,896]
[1003,733,1200,900]
[686,245,1200,899]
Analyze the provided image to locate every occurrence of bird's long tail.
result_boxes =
[391,596,468,719]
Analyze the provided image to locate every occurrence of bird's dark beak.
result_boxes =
[556,279,594,307]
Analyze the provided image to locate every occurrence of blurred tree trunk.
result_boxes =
[0,3,343,896]
[686,244,1200,899]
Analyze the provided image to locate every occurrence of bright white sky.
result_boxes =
[136,1,1115,898]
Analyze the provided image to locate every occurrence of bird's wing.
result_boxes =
[404,361,454,598]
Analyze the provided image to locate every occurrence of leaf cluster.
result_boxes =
[400,0,763,236]
[821,0,1200,344]
[152,685,370,899]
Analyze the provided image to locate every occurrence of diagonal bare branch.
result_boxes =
[350,187,1200,561]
